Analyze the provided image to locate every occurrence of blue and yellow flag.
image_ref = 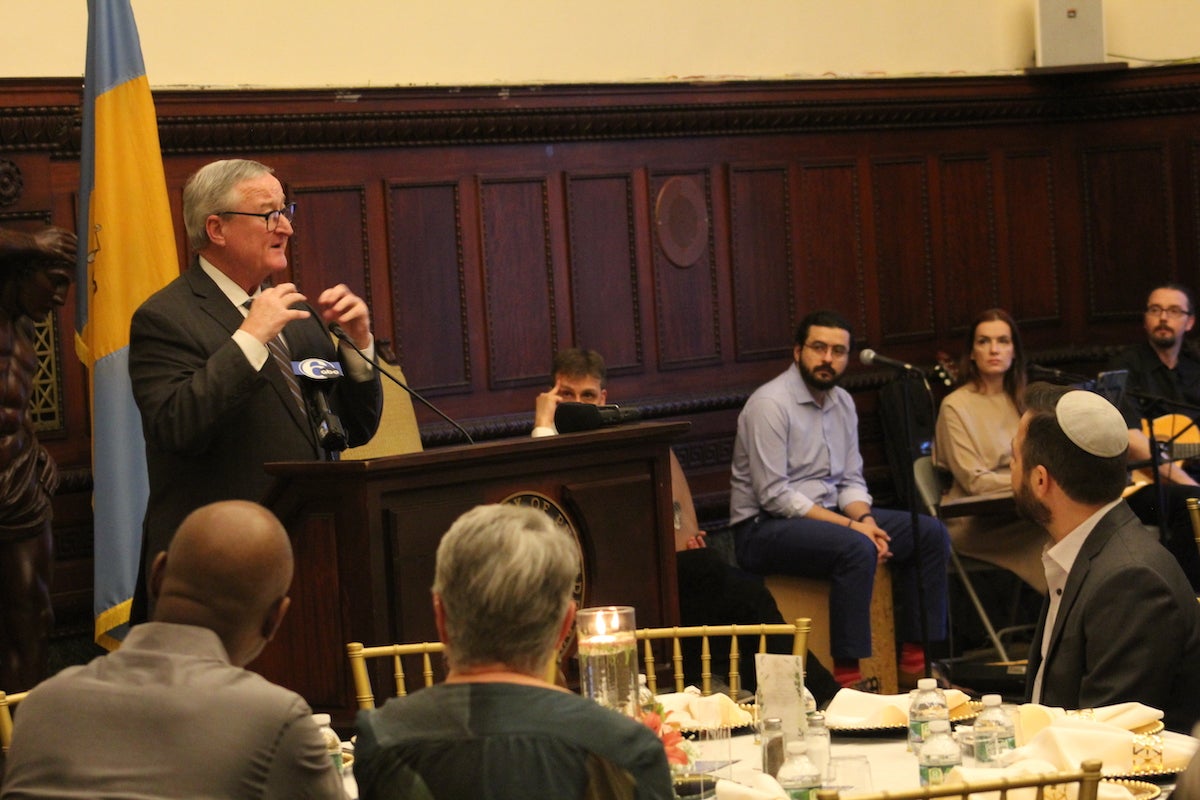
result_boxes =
[76,0,177,649]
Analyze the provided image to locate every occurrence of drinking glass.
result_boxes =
[693,724,732,782]
[825,754,874,796]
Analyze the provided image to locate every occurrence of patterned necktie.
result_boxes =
[245,299,306,415]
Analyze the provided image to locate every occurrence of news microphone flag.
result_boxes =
[77,0,177,649]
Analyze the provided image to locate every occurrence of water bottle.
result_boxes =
[311,713,343,776]
[918,719,961,786]
[805,711,831,784]
[907,677,949,754]
[803,681,817,717]
[762,717,786,779]
[974,694,1016,765]
[776,740,822,800]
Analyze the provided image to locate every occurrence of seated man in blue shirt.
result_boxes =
[730,310,951,689]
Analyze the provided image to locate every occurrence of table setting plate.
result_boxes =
[826,700,982,735]
[1102,778,1162,799]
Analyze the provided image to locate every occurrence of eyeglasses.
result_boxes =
[804,341,849,358]
[217,203,297,232]
[1145,305,1192,320]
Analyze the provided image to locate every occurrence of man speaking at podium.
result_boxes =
[128,159,382,620]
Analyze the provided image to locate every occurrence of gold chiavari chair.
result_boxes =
[815,759,1102,800]
[1,690,28,753]
[635,617,811,700]
[345,641,446,710]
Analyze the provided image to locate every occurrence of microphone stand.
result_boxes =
[1122,387,1200,546]
[330,326,475,446]
[881,367,933,678]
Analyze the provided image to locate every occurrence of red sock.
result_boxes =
[899,642,925,674]
[833,660,862,688]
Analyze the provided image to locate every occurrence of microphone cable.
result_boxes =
[329,324,474,445]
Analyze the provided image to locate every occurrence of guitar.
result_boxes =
[1128,413,1200,491]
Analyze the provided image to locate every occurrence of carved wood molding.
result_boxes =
[9,69,1200,156]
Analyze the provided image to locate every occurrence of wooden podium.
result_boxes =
[254,421,687,726]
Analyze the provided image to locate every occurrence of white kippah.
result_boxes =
[1055,390,1127,458]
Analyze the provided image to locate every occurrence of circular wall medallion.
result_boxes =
[655,175,708,268]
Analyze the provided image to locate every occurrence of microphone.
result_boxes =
[859,348,923,374]
[1027,364,1091,384]
[292,357,348,454]
[554,402,642,433]
[328,323,475,445]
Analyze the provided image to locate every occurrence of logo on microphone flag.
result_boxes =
[76,0,178,649]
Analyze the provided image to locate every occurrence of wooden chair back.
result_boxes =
[635,617,810,699]
[815,758,1102,800]
[346,641,445,710]
[1,690,28,753]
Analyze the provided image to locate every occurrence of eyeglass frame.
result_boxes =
[215,202,297,232]
[803,340,850,358]
[1145,304,1192,320]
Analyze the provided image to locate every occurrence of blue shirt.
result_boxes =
[729,365,872,524]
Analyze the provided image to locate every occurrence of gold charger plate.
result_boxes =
[1103,778,1162,799]
[827,700,982,734]
[1131,720,1165,736]
[1102,766,1181,782]
[678,702,757,736]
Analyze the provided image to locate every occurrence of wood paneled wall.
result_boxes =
[5,66,1200,631]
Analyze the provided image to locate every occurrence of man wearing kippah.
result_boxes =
[1016,383,1200,733]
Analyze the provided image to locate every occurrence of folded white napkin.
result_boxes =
[948,758,1134,800]
[715,774,786,800]
[1010,717,1196,774]
[823,687,970,727]
[656,688,753,728]
[1019,702,1164,741]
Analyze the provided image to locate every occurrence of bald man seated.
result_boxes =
[0,501,345,799]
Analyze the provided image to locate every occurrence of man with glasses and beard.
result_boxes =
[729,310,950,690]
[1107,283,1200,590]
[1014,384,1200,733]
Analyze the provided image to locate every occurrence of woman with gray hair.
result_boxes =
[353,504,673,800]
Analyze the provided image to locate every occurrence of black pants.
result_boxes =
[1124,483,1200,592]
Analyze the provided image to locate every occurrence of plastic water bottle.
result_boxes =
[312,713,343,776]
[776,740,822,800]
[974,694,1016,765]
[805,711,831,784]
[907,677,949,754]
[918,719,961,786]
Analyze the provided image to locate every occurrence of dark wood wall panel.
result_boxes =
[479,177,556,389]
[387,182,469,393]
[649,171,721,370]
[290,185,370,306]
[729,165,793,360]
[795,162,863,341]
[1002,152,1061,325]
[1082,145,1173,321]
[565,173,642,374]
[871,158,934,343]
[936,155,997,334]
[11,68,1200,630]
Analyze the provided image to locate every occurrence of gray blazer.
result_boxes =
[1025,500,1200,733]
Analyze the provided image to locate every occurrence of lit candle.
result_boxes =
[576,606,639,717]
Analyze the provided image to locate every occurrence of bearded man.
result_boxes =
[728,309,950,689]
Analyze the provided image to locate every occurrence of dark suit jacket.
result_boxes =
[129,266,382,576]
[1025,501,1200,732]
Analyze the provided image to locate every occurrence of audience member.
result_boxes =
[1017,384,1200,733]
[729,310,950,689]
[933,308,1049,592]
[0,225,75,692]
[353,504,673,800]
[1107,282,1200,590]
[0,500,344,799]
[128,158,382,621]
[533,348,842,703]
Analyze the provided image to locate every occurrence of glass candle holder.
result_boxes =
[576,605,639,717]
